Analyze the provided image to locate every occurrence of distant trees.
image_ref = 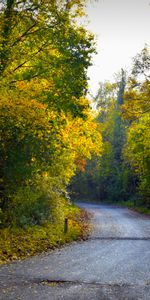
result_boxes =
[70,47,150,208]
[123,46,150,206]
[71,70,129,202]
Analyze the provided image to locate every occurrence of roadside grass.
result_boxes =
[74,199,150,217]
[0,205,91,264]
[135,207,150,215]
[114,200,150,216]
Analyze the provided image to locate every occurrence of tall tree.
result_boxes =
[123,47,150,206]
[0,0,103,226]
[0,0,94,115]
[70,71,131,202]
[71,47,150,207]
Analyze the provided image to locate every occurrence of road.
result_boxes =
[1,204,150,300]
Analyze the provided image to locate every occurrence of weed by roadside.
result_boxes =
[114,200,150,216]
[0,205,91,264]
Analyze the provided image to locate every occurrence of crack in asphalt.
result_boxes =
[89,237,150,241]
[38,279,150,287]
[2,275,150,288]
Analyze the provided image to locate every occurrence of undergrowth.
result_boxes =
[114,200,150,216]
[0,205,91,264]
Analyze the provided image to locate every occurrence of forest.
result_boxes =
[0,0,150,262]
[71,47,150,210]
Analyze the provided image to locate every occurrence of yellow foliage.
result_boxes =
[0,205,91,264]
[58,108,103,163]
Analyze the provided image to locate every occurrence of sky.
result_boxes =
[85,0,150,96]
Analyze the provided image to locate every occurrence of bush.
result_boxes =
[0,205,91,264]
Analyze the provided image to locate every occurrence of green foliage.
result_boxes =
[71,49,150,208]
[123,47,150,207]
[0,0,94,116]
[71,71,130,202]
[124,112,150,206]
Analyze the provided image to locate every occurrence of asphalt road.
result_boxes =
[1,203,150,300]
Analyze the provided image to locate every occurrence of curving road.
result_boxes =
[1,203,150,300]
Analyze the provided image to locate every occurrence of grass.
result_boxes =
[113,200,150,216]
[0,205,91,264]
[132,206,150,216]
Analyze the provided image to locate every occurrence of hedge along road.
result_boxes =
[0,203,150,300]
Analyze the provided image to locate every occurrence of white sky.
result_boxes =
[85,0,150,96]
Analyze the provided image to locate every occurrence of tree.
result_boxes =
[0,0,103,226]
[70,72,129,202]
[71,47,150,207]
[0,0,95,116]
[123,47,150,206]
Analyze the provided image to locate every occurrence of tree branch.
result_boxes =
[12,23,37,47]
[12,41,49,73]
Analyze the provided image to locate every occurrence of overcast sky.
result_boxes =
[85,0,150,96]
